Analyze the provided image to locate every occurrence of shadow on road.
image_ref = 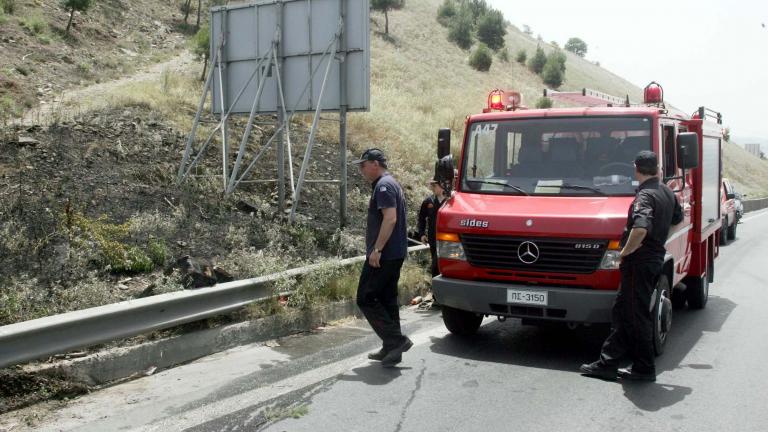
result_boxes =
[337,363,412,386]
[428,296,736,410]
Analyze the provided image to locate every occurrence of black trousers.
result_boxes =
[429,243,439,277]
[356,258,406,351]
[599,259,661,373]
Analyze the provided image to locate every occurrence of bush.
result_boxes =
[528,45,546,74]
[1,0,15,14]
[20,14,47,35]
[515,49,527,64]
[448,6,473,50]
[542,55,564,88]
[469,43,493,72]
[565,37,588,57]
[476,9,506,51]
[497,48,509,63]
[535,97,553,109]
[436,0,457,26]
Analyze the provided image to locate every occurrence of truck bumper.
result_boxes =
[433,276,617,323]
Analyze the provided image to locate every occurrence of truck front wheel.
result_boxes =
[727,219,737,241]
[442,306,483,335]
[653,276,672,356]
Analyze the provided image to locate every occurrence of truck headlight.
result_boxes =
[436,233,466,261]
[599,250,621,269]
[437,240,466,261]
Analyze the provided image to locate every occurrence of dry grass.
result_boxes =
[722,141,768,198]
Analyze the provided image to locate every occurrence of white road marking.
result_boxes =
[741,208,768,223]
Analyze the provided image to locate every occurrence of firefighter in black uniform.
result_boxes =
[417,178,447,277]
[581,150,683,382]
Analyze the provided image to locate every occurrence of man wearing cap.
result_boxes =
[417,178,447,277]
[581,150,682,382]
[352,148,412,368]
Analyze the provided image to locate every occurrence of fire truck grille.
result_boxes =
[460,235,607,274]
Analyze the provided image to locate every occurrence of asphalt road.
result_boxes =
[6,210,768,432]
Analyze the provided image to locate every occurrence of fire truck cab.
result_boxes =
[432,83,723,355]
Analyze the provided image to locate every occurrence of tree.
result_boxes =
[469,43,492,72]
[498,47,509,62]
[464,0,489,24]
[181,0,193,24]
[448,6,473,50]
[476,9,506,51]
[522,24,532,36]
[193,24,210,81]
[196,0,202,29]
[542,53,564,88]
[564,37,588,57]
[723,127,731,142]
[371,0,405,35]
[60,0,92,34]
[528,45,546,74]
[515,49,527,64]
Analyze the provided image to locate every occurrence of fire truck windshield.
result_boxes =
[462,116,652,196]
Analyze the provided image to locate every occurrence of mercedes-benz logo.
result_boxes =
[517,241,540,264]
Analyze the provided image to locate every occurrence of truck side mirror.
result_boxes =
[677,132,699,169]
[438,128,451,159]
[435,155,455,184]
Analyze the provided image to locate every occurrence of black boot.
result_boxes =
[580,361,618,380]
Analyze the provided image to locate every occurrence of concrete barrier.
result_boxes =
[743,197,768,213]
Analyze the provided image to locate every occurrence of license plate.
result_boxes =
[507,289,548,306]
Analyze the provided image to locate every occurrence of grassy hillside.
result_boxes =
[359,0,767,197]
[354,0,644,188]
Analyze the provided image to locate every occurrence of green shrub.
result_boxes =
[535,97,553,109]
[528,45,546,74]
[147,238,168,267]
[20,14,47,35]
[436,0,456,26]
[469,43,493,72]
[515,49,527,64]
[448,6,473,50]
[542,54,564,88]
[476,9,506,51]
[497,48,509,63]
[1,0,16,14]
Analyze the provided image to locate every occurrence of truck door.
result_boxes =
[662,122,691,284]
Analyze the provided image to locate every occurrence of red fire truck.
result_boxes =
[432,83,723,354]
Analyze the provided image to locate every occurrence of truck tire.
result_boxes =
[685,266,709,310]
[727,219,737,241]
[442,306,483,335]
[719,223,728,246]
[653,276,672,356]
[671,287,687,310]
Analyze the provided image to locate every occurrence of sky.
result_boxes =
[487,0,768,140]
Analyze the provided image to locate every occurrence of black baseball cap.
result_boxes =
[351,148,387,166]
[634,150,658,170]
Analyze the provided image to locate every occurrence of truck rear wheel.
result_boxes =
[685,266,709,309]
[719,224,728,245]
[653,276,672,356]
[442,306,483,335]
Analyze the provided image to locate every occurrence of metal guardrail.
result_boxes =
[0,245,428,369]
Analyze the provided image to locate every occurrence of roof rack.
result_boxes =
[543,88,632,108]
[696,107,723,124]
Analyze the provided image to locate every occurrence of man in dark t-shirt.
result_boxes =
[352,148,411,368]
